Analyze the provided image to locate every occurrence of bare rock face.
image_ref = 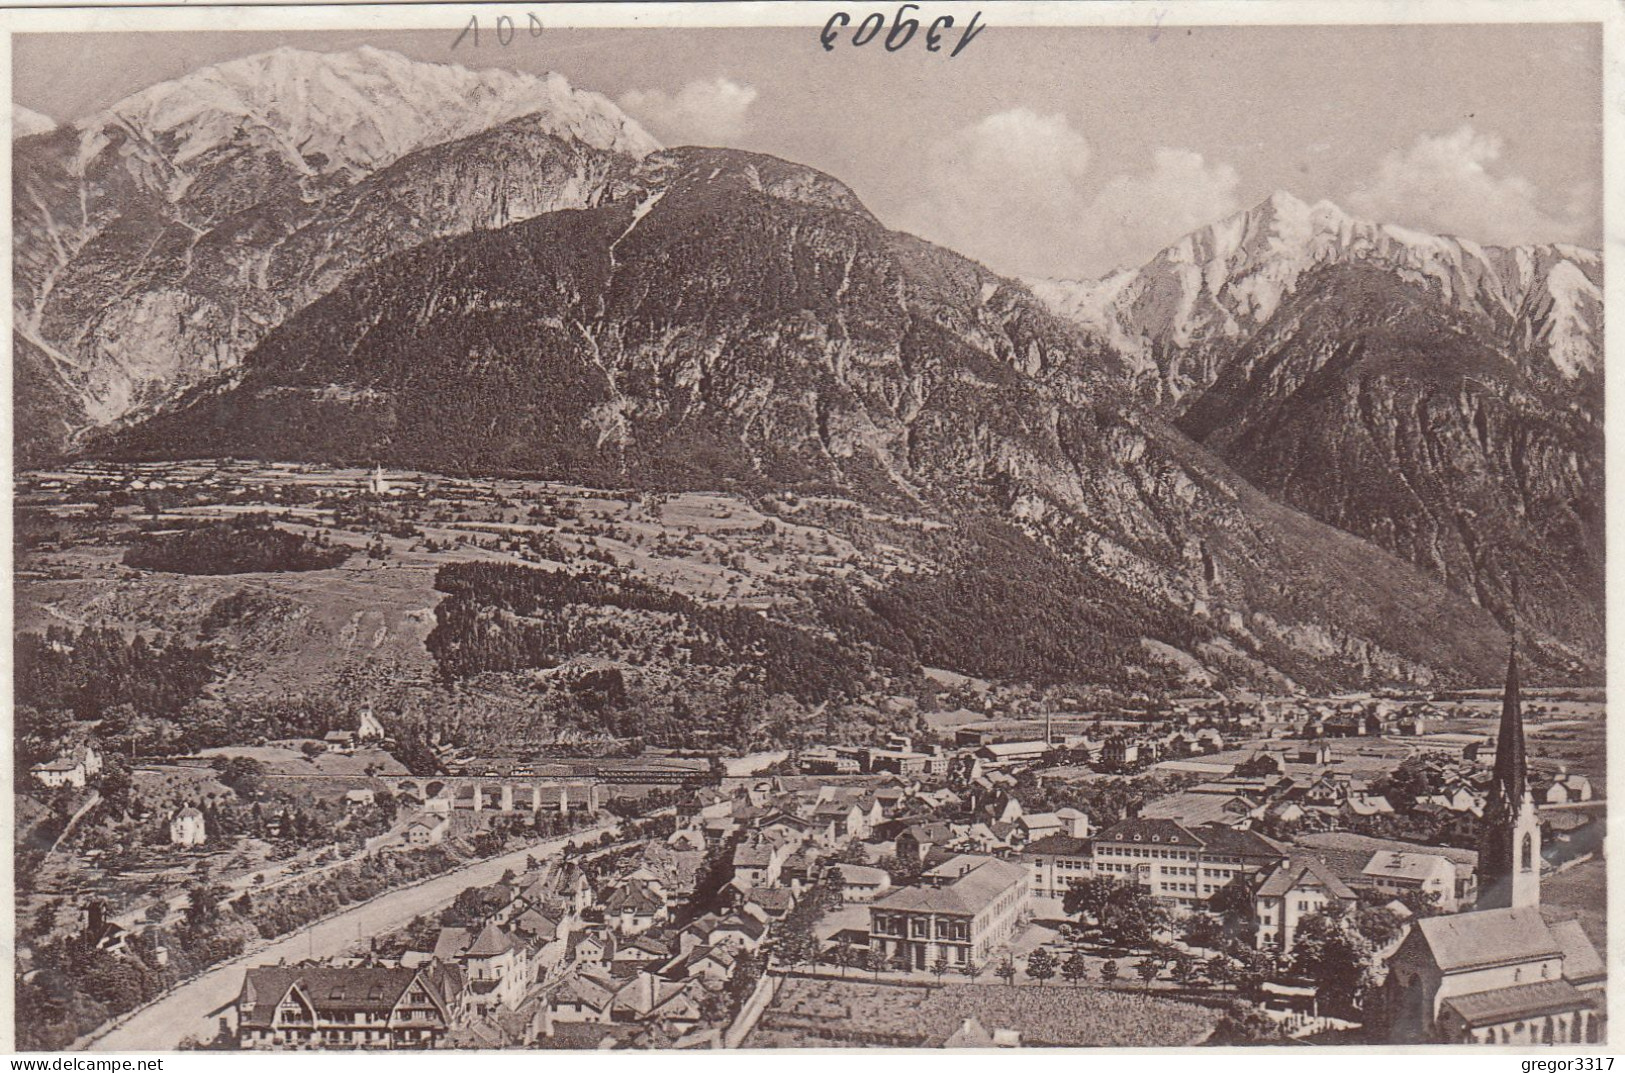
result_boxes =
[1034,193,1603,672]
[104,147,1521,690]
[12,47,658,462]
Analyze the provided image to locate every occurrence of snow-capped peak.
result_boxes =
[12,103,57,139]
[1033,190,1601,383]
[73,45,660,190]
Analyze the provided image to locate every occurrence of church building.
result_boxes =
[1382,645,1604,1044]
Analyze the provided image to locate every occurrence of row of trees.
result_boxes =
[123,515,349,575]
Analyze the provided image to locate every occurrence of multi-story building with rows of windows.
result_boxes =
[237,965,459,1049]
[1090,818,1286,907]
[868,855,1029,970]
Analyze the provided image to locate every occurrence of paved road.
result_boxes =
[84,824,615,1052]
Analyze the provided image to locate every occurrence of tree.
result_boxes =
[1181,911,1224,951]
[1136,956,1161,991]
[183,881,226,930]
[1207,999,1292,1044]
[1354,904,1403,948]
[874,853,923,888]
[1231,946,1270,999]
[1375,756,1432,807]
[1290,908,1372,1016]
[1172,954,1197,987]
[1062,876,1117,924]
[774,931,815,973]
[1025,947,1058,984]
[836,935,855,977]
[1061,952,1090,986]
[213,756,265,801]
[1205,955,1235,992]
[931,952,950,988]
[98,754,133,808]
[1209,876,1259,947]
[958,957,981,984]
[1063,875,1168,951]
[865,947,886,981]
[994,957,1017,986]
[301,741,327,760]
[1100,959,1119,987]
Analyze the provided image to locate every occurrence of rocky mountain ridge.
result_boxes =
[102,146,1523,690]
[1030,190,1601,410]
[12,47,659,462]
[1033,193,1602,667]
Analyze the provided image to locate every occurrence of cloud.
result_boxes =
[618,78,758,146]
[1347,125,1591,246]
[894,109,1240,278]
[1079,149,1241,274]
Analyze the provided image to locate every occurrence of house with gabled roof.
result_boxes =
[433,922,531,1013]
[1361,851,1462,912]
[706,911,767,951]
[731,838,790,889]
[1254,856,1357,953]
[610,934,675,978]
[237,964,458,1049]
[602,878,668,935]
[31,740,102,789]
[545,971,617,1028]
[830,863,892,903]
[661,943,738,985]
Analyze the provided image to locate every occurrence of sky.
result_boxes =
[13,23,1603,280]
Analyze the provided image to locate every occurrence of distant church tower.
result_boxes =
[1477,642,1540,909]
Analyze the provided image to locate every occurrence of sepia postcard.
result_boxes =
[2,0,1618,1056]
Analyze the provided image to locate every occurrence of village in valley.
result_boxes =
[13,463,1607,1050]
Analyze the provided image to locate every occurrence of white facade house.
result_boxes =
[170,806,208,847]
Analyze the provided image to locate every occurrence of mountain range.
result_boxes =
[1031,192,1602,667]
[13,48,1603,690]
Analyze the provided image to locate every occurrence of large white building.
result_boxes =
[1254,856,1356,953]
[869,855,1028,970]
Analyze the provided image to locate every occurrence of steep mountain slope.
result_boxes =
[1033,193,1602,667]
[105,147,1519,689]
[1031,191,1601,411]
[12,46,658,460]
[1178,263,1602,668]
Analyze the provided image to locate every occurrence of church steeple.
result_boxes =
[1491,642,1526,805]
[1477,639,1540,909]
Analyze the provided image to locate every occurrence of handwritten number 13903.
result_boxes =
[452,14,544,49]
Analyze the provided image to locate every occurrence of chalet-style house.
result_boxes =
[237,965,458,1049]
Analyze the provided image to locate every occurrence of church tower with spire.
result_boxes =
[1476,641,1540,910]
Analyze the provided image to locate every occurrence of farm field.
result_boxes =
[747,977,1221,1048]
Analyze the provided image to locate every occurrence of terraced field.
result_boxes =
[747,977,1220,1048]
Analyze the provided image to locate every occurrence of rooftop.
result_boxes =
[1441,979,1590,1028]
[1415,907,1562,973]
[1361,851,1453,882]
[1020,833,1093,858]
[874,856,1027,917]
